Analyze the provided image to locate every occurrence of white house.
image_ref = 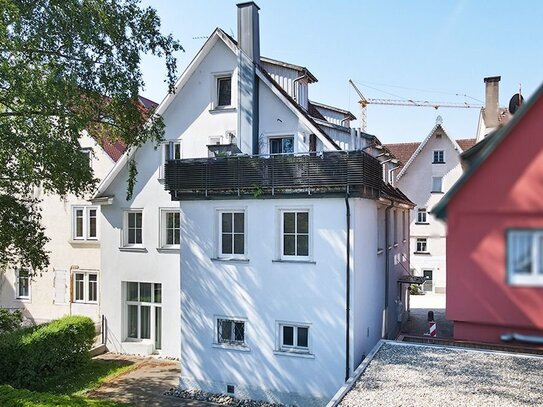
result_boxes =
[386,120,475,293]
[0,132,125,325]
[93,2,413,404]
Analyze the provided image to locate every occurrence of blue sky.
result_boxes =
[140,1,543,143]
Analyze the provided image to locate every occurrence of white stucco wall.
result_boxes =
[396,129,464,293]
[0,133,114,324]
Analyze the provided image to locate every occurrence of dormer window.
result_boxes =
[217,76,232,107]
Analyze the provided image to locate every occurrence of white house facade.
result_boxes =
[93,2,414,404]
[0,132,123,325]
[386,121,475,293]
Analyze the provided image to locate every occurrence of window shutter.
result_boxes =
[53,270,68,305]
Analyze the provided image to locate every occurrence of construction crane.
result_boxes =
[348,80,483,132]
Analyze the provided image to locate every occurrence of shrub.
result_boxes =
[0,308,23,334]
[409,284,424,295]
[0,315,95,387]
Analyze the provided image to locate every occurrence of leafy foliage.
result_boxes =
[0,315,96,387]
[0,308,23,334]
[0,0,181,274]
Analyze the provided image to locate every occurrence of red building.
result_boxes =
[434,83,543,345]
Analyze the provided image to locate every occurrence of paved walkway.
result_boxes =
[89,353,219,407]
[402,293,453,338]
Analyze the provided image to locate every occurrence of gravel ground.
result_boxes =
[339,342,543,407]
[165,388,287,407]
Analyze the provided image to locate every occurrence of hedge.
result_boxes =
[0,315,95,387]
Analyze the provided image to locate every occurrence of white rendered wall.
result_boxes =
[179,197,349,405]
[0,133,113,324]
[396,130,464,293]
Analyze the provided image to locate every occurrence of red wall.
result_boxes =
[446,94,543,344]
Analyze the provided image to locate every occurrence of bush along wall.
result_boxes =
[0,315,95,387]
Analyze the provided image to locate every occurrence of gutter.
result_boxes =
[344,195,351,382]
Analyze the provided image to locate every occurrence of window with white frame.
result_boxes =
[219,211,245,258]
[432,176,443,193]
[161,141,182,178]
[72,206,98,240]
[416,238,428,253]
[270,137,294,155]
[507,230,543,286]
[160,209,180,248]
[124,210,143,246]
[216,317,245,346]
[417,208,427,223]
[281,210,310,259]
[433,150,445,164]
[17,269,30,300]
[278,322,310,353]
[73,272,98,303]
[126,282,162,349]
[217,76,232,107]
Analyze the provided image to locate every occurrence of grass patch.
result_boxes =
[0,384,128,407]
[29,358,137,395]
[0,357,137,406]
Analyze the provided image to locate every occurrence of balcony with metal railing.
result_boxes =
[164,150,390,200]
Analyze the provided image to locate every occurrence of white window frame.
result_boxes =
[431,176,443,193]
[72,206,99,240]
[125,282,162,346]
[160,141,182,179]
[417,208,427,223]
[433,150,445,164]
[217,209,247,259]
[213,315,248,348]
[269,136,295,155]
[212,72,234,110]
[123,210,144,247]
[279,208,312,261]
[73,271,98,304]
[159,208,181,249]
[416,238,428,253]
[507,230,543,286]
[276,321,311,354]
[16,269,31,300]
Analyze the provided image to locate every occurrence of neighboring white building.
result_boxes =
[0,132,124,324]
[386,121,475,293]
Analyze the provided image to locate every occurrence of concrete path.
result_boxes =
[89,353,219,407]
[402,293,453,339]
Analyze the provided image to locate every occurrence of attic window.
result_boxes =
[217,76,232,107]
[436,133,442,139]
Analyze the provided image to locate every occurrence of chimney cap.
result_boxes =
[237,1,260,10]
[484,76,501,83]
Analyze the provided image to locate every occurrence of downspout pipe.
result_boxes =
[345,195,351,382]
[383,201,394,339]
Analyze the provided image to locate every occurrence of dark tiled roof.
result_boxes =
[307,101,326,121]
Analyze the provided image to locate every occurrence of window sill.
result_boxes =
[377,249,384,255]
[273,350,315,359]
[272,259,316,265]
[119,247,148,253]
[508,277,543,287]
[15,298,31,303]
[415,222,430,225]
[432,162,446,164]
[157,247,179,253]
[209,107,236,114]
[211,257,250,263]
[212,343,250,352]
[72,301,98,305]
[414,251,431,255]
[69,240,100,247]
[431,191,444,194]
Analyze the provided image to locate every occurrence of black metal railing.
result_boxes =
[164,151,383,200]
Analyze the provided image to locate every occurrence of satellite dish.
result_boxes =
[509,93,524,114]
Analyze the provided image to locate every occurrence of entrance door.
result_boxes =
[423,270,433,292]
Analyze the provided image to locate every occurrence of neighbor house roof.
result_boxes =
[433,81,543,219]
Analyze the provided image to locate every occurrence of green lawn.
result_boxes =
[0,358,136,407]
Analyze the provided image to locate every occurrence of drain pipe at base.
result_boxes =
[501,333,543,345]
[383,201,395,340]
[344,196,351,382]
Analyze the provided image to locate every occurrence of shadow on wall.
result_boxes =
[179,205,347,401]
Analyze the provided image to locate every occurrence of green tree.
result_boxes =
[0,0,181,274]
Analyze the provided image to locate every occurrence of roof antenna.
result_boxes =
[192,35,209,40]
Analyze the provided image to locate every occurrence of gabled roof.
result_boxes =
[434,81,543,219]
[260,56,318,83]
[93,27,340,198]
[309,100,356,120]
[456,138,476,152]
[384,142,419,170]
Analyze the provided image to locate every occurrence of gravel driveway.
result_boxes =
[339,342,543,407]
